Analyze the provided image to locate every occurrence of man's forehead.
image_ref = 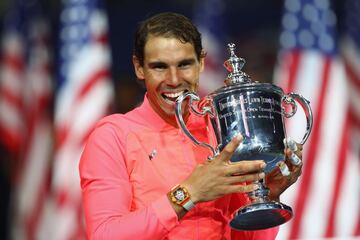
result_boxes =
[143,36,197,63]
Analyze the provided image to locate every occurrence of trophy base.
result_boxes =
[230,201,293,230]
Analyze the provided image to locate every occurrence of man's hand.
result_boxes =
[182,134,266,204]
[266,140,303,201]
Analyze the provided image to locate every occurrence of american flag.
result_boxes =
[274,0,360,239]
[0,0,28,154]
[0,1,54,240]
[36,0,114,239]
[341,0,360,236]
[193,0,227,97]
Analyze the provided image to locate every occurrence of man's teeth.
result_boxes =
[163,91,184,99]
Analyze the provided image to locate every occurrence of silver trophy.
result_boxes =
[175,43,313,230]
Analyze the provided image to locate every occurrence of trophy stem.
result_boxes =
[229,179,293,230]
[247,179,270,203]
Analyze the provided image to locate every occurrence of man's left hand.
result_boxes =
[266,141,303,201]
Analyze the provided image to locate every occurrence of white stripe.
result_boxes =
[301,57,348,238]
[0,98,23,133]
[280,51,324,208]
[15,120,52,218]
[341,37,360,77]
[276,52,349,239]
[335,134,360,236]
[342,40,360,120]
[55,43,111,126]
[66,78,113,143]
[0,66,23,95]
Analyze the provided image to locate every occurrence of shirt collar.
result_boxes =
[138,93,206,132]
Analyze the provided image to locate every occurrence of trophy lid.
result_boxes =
[223,43,252,86]
[208,42,284,99]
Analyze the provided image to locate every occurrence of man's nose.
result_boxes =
[166,68,181,86]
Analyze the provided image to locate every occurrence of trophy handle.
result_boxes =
[282,93,313,145]
[175,91,219,159]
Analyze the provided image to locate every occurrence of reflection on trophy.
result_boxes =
[175,43,313,230]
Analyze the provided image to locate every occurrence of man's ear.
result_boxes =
[132,55,144,80]
[199,50,206,73]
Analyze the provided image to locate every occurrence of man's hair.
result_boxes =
[133,12,204,66]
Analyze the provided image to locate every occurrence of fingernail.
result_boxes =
[287,138,298,152]
[283,138,288,148]
[235,134,243,142]
[290,152,302,166]
[260,162,266,169]
[259,172,265,179]
[277,161,290,176]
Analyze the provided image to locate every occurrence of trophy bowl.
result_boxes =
[175,43,313,230]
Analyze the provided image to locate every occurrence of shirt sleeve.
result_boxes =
[228,193,279,240]
[79,121,179,239]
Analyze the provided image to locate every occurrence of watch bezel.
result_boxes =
[170,184,190,205]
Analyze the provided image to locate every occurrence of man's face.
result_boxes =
[133,35,204,125]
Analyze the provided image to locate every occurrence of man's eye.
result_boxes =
[152,64,166,70]
[179,63,191,69]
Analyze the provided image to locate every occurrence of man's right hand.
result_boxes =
[182,134,266,204]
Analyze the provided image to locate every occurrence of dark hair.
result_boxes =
[133,12,204,66]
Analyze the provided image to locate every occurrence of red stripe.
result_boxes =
[95,32,108,46]
[324,107,351,237]
[285,50,301,94]
[56,69,109,150]
[352,108,360,129]
[17,92,52,238]
[25,164,52,240]
[344,57,360,237]
[0,87,23,110]
[289,56,332,239]
[344,58,360,91]
[2,54,25,72]
[77,69,110,99]
[0,124,23,153]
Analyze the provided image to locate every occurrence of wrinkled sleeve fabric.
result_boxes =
[79,121,179,239]
[229,193,279,240]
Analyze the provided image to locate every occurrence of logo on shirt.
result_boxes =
[148,149,157,160]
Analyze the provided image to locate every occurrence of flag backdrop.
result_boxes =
[38,0,114,239]
[341,0,360,236]
[0,0,114,239]
[274,0,360,239]
[0,0,29,155]
[0,1,54,240]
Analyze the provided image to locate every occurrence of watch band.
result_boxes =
[169,184,196,211]
[182,198,195,211]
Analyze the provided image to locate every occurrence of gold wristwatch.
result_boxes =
[169,184,195,211]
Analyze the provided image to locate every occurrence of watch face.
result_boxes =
[174,189,186,201]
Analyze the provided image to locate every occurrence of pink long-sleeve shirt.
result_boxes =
[79,94,278,239]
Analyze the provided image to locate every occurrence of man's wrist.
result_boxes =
[169,184,196,211]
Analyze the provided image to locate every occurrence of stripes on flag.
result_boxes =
[341,0,360,237]
[36,0,114,239]
[0,6,26,154]
[0,1,54,240]
[274,0,360,239]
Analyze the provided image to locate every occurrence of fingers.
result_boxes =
[225,160,265,176]
[284,138,303,166]
[277,161,290,176]
[287,138,302,165]
[215,134,243,164]
[223,183,260,194]
[225,172,265,184]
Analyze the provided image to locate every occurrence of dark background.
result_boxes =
[0,0,346,238]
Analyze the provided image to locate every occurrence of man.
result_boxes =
[79,12,302,239]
